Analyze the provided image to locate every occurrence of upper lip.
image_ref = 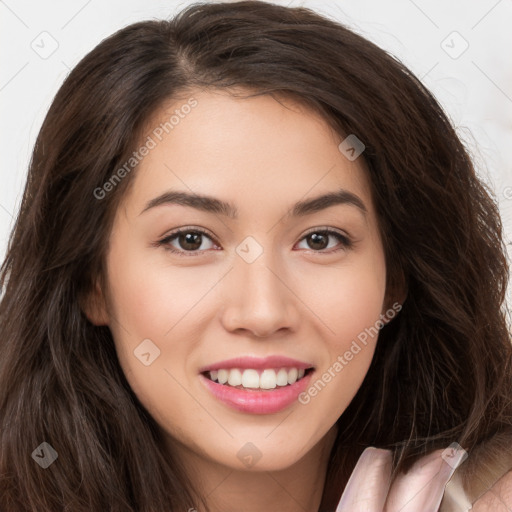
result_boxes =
[199,355,314,373]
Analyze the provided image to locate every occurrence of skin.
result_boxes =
[470,469,512,511]
[85,88,396,512]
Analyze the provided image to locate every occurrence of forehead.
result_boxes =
[122,88,375,220]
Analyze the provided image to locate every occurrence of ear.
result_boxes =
[79,278,109,326]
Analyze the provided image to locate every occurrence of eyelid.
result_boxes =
[300,225,350,239]
[158,225,217,240]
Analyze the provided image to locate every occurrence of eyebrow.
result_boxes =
[140,189,367,219]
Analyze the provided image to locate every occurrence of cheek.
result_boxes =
[332,267,385,370]
[105,242,217,340]
[103,244,228,412]
[295,252,386,411]
[102,245,187,394]
[298,290,383,429]
[295,252,386,347]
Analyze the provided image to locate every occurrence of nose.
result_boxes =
[219,247,300,338]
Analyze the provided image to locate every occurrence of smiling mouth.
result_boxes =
[202,367,314,391]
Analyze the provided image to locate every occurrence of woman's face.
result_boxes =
[93,89,388,472]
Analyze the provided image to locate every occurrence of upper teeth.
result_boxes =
[209,368,306,389]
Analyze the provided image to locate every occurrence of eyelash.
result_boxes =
[155,226,353,257]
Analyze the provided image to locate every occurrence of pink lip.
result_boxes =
[199,370,314,414]
[198,355,314,373]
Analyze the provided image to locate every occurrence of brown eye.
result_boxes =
[177,232,203,251]
[297,229,352,253]
[158,228,218,256]
[307,232,329,250]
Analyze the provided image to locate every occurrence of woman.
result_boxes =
[1,1,511,510]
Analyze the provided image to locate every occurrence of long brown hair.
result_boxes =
[1,1,511,510]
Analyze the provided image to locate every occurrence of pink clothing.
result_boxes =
[336,445,472,511]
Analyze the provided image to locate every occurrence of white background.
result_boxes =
[1,0,511,303]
